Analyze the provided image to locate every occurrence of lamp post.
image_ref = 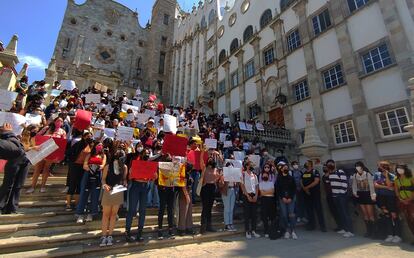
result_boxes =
[403,77,414,169]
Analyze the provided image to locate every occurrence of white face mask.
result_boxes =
[356,166,363,173]
[293,165,299,170]
[397,168,405,175]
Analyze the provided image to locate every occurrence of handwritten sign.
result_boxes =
[136,113,150,125]
[0,89,18,111]
[85,94,101,104]
[224,159,243,168]
[233,151,246,161]
[238,122,247,131]
[34,136,67,162]
[25,114,42,126]
[60,80,76,91]
[248,154,261,168]
[223,167,243,183]
[116,126,134,141]
[163,114,177,134]
[0,111,26,135]
[224,141,233,148]
[103,128,116,139]
[205,138,217,149]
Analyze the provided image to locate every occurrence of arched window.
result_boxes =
[260,9,272,29]
[219,49,226,64]
[243,25,254,43]
[208,9,216,25]
[230,38,239,54]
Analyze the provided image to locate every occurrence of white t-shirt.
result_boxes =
[244,172,258,194]
[259,180,274,192]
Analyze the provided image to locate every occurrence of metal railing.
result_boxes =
[239,127,292,145]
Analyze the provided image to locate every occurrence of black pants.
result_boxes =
[0,158,29,213]
[158,187,175,229]
[67,163,83,195]
[261,196,276,234]
[304,191,326,230]
[326,195,342,229]
[244,196,258,232]
[200,183,216,227]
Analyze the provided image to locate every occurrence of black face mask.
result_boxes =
[85,138,93,144]
[30,132,37,138]
[262,177,269,182]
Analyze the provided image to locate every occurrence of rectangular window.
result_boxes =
[158,52,166,74]
[378,107,410,137]
[294,80,310,101]
[348,0,369,12]
[163,14,170,25]
[362,44,392,74]
[287,29,301,52]
[333,120,357,144]
[312,9,331,36]
[231,71,239,88]
[323,64,345,90]
[263,48,275,66]
[233,110,240,122]
[157,81,163,95]
[207,59,214,71]
[218,80,226,95]
[245,60,255,79]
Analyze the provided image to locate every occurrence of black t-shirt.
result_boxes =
[301,169,320,192]
[106,161,124,187]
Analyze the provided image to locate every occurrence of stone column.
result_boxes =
[235,49,246,119]
[223,60,231,116]
[194,33,201,107]
[403,78,414,140]
[250,35,265,121]
[0,35,19,91]
[170,47,176,104]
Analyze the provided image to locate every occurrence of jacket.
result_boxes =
[0,131,25,160]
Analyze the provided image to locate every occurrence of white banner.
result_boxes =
[26,138,59,165]
[85,94,101,104]
[223,167,242,183]
[163,114,177,134]
[224,141,233,148]
[60,80,76,91]
[116,126,134,141]
[0,89,18,111]
[225,159,243,168]
[136,113,150,125]
[233,151,245,161]
[219,133,228,143]
[0,111,26,135]
[205,138,217,149]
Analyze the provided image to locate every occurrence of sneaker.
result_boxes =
[106,236,113,246]
[99,236,107,247]
[392,236,402,243]
[284,232,291,239]
[343,232,355,238]
[61,186,69,194]
[76,216,84,224]
[26,187,35,194]
[224,225,230,232]
[168,229,175,239]
[246,232,252,239]
[336,229,346,234]
[85,214,93,222]
[125,232,135,243]
[40,187,46,193]
[296,218,301,223]
[228,225,237,232]
[291,231,298,240]
[158,230,164,240]
[385,235,394,242]
[265,234,269,238]
[252,231,261,238]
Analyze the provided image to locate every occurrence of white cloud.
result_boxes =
[19,54,47,70]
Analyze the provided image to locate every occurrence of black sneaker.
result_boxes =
[177,229,185,236]
[136,229,144,242]
[185,229,196,235]
[168,228,176,239]
[157,230,164,240]
[125,232,135,243]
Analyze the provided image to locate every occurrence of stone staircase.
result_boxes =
[0,165,242,257]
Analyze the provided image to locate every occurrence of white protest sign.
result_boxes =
[122,104,139,113]
[131,100,142,109]
[224,141,233,148]
[205,138,217,149]
[136,113,150,125]
[103,128,116,139]
[233,151,246,161]
[60,80,76,91]
[0,111,26,135]
[219,133,228,143]
[0,89,18,111]
[238,122,247,130]
[246,123,253,131]
[50,89,62,97]
[25,114,42,126]
[248,154,261,168]
[85,94,101,104]
[223,167,243,183]
[225,159,243,168]
[223,118,230,124]
[243,142,251,151]
[116,126,134,141]
[144,109,156,118]
[26,138,59,165]
[163,114,177,134]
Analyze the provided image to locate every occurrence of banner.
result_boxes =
[158,162,186,187]
[73,110,92,130]
[0,89,18,111]
[60,80,76,91]
[223,167,243,183]
[26,138,59,165]
[248,154,261,168]
[162,134,188,157]
[85,94,101,104]
[34,135,67,162]
[0,111,26,135]
[205,138,217,149]
[25,113,42,126]
[233,151,245,161]
[130,160,158,181]
[116,126,134,141]
[163,114,177,134]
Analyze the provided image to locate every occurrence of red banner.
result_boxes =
[162,134,188,157]
[186,150,208,170]
[73,110,92,130]
[130,160,158,181]
[35,135,67,162]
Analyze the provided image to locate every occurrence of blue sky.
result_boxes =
[0,0,199,82]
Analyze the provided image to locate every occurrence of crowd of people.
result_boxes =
[0,77,413,248]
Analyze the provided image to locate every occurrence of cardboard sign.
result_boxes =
[233,151,246,161]
[205,138,217,149]
[60,80,76,91]
[130,160,158,181]
[34,135,67,163]
[223,167,243,183]
[0,89,18,111]
[158,162,186,187]
[85,94,101,104]
[116,126,134,141]
[219,133,228,143]
[0,111,26,135]
[162,134,188,157]
[94,82,108,92]
[73,110,92,130]
[248,154,261,168]
[163,114,177,134]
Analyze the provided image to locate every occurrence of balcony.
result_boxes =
[239,125,293,145]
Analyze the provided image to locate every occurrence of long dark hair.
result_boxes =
[396,164,412,178]
[355,161,371,174]
[90,141,103,156]
[49,117,62,132]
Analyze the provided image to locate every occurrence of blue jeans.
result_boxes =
[147,181,159,208]
[190,170,200,203]
[76,172,101,216]
[333,195,353,233]
[279,197,296,232]
[222,187,236,225]
[126,181,150,232]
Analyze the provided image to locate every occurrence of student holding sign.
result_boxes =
[219,161,241,232]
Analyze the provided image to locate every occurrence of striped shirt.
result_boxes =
[329,170,348,196]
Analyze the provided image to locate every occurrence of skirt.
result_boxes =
[101,190,124,206]
[356,191,375,205]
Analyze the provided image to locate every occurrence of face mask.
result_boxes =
[356,166,363,173]
[54,121,63,129]
[95,145,103,153]
[262,176,269,182]
[397,168,405,175]
[137,147,144,152]
[293,165,299,170]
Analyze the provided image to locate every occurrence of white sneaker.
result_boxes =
[291,231,298,240]
[284,232,291,239]
[296,218,301,223]
[26,187,35,194]
[251,231,260,238]
[61,186,69,193]
[337,230,346,234]
[392,236,402,243]
[40,187,46,193]
[76,216,84,224]
[385,235,394,242]
[99,236,107,247]
[246,232,252,239]
[106,235,113,246]
[265,234,269,238]
[229,225,237,232]
[343,232,354,238]
[85,214,93,222]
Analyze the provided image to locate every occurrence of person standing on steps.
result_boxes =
[321,165,342,232]
[351,161,376,238]
[258,163,276,238]
[241,160,260,239]
[0,123,32,215]
[100,149,127,247]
